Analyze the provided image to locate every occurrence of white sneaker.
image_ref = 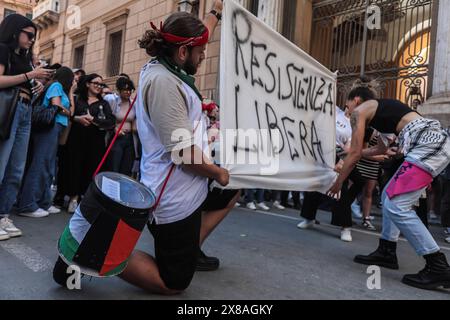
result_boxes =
[297,219,315,230]
[246,202,257,210]
[68,200,78,214]
[0,227,10,241]
[0,218,22,238]
[341,228,353,242]
[273,201,285,210]
[19,208,49,218]
[234,202,241,208]
[351,201,363,219]
[47,206,61,214]
[446,237,450,244]
[256,202,270,211]
[445,228,450,235]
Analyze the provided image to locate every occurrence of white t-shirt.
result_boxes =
[136,61,209,225]
[335,106,352,148]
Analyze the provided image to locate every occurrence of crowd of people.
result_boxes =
[0,13,141,237]
[1,0,450,295]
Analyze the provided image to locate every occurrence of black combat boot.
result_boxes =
[402,252,450,290]
[354,239,399,270]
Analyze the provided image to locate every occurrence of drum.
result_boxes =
[57,172,155,277]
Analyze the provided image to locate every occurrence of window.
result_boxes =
[249,0,259,16]
[281,0,297,42]
[107,30,123,77]
[4,9,16,17]
[73,45,85,69]
[102,10,128,77]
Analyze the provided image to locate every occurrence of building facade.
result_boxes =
[31,0,313,98]
[30,0,449,125]
[0,0,35,21]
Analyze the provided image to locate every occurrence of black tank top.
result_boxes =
[369,99,415,134]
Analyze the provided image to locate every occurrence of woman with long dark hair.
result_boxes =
[17,67,76,218]
[65,73,115,213]
[0,14,53,240]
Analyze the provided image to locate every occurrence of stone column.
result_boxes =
[257,0,282,32]
[421,0,450,128]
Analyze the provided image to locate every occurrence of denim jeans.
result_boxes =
[246,189,264,203]
[106,133,135,176]
[17,123,64,213]
[0,101,32,217]
[381,121,450,256]
[381,183,440,257]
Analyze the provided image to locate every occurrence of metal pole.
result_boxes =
[360,0,370,78]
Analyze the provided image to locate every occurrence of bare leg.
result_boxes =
[200,191,241,246]
[362,180,377,219]
[119,250,182,296]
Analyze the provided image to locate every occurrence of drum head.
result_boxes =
[94,172,155,210]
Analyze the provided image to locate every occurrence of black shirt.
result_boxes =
[75,97,116,131]
[0,43,33,91]
[364,127,374,143]
[369,99,415,134]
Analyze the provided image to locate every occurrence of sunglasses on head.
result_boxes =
[21,30,36,42]
[89,81,106,88]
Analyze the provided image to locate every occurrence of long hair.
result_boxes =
[138,12,207,58]
[0,14,37,61]
[52,67,74,94]
[78,73,103,102]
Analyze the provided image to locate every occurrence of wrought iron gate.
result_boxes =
[311,0,434,109]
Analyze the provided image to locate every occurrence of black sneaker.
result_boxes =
[53,197,65,209]
[402,252,450,290]
[196,250,220,272]
[362,219,376,231]
[354,239,399,270]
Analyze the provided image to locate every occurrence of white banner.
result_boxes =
[219,0,338,193]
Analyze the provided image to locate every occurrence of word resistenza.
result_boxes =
[231,8,335,164]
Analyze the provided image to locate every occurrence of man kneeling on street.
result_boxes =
[120,3,240,295]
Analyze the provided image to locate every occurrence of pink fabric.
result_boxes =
[386,162,433,200]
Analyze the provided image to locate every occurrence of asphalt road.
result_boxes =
[1,206,449,300]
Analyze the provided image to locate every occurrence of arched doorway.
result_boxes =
[396,30,430,109]
[311,0,434,108]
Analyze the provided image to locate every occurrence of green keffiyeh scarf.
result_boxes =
[157,56,203,101]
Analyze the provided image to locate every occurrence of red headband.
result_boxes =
[150,21,209,47]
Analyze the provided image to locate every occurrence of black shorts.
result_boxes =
[202,188,240,212]
[148,188,240,291]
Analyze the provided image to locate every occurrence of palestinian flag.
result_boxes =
[58,177,151,277]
